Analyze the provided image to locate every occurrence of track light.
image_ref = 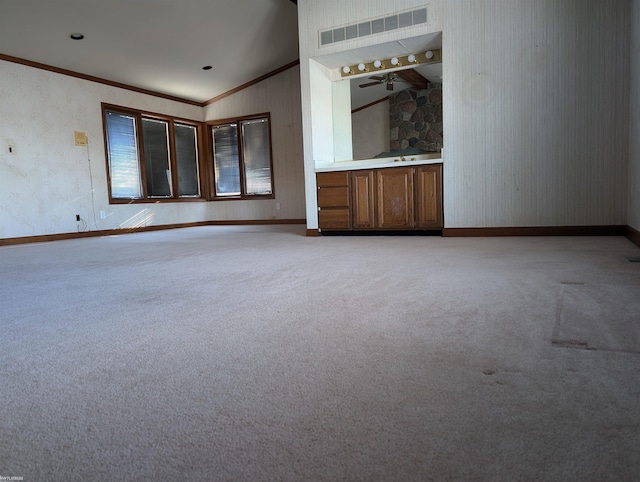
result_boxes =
[373,60,384,69]
[425,50,434,60]
[391,57,401,66]
[342,66,353,74]
[358,63,368,72]
[407,54,417,63]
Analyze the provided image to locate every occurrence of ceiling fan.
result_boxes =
[358,69,430,91]
[359,73,399,91]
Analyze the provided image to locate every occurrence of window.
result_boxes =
[103,104,201,202]
[209,113,274,199]
[102,105,275,203]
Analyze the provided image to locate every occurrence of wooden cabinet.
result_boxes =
[351,170,375,229]
[318,163,443,232]
[415,164,443,229]
[317,171,351,230]
[375,167,414,229]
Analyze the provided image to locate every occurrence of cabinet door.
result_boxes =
[415,164,443,229]
[318,208,350,230]
[376,167,413,229]
[351,170,375,229]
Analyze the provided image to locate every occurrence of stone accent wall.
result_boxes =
[389,83,442,152]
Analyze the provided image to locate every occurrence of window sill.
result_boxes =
[109,194,274,204]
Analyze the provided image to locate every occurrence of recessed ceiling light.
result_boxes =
[70,33,84,40]
[202,65,212,70]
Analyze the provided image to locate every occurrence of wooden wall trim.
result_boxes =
[442,225,627,237]
[0,53,203,106]
[4,223,636,247]
[351,96,389,114]
[1,54,301,108]
[0,219,306,247]
[204,59,300,106]
[626,225,640,248]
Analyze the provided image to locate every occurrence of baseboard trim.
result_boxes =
[4,222,637,247]
[626,225,640,248]
[442,225,627,237]
[0,219,306,247]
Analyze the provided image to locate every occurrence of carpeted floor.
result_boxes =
[1,225,639,481]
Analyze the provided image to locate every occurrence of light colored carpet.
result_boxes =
[1,225,639,481]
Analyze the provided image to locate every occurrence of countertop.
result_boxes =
[315,153,443,172]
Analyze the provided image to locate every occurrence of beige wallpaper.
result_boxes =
[0,59,304,240]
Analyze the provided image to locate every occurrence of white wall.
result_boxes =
[443,0,629,228]
[352,101,390,160]
[298,0,630,229]
[0,60,304,240]
[630,0,640,232]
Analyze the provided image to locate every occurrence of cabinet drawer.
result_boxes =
[318,186,349,208]
[319,208,350,230]
[317,171,349,187]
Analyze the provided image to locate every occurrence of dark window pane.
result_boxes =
[241,119,272,195]
[212,124,240,196]
[142,118,172,197]
[105,111,142,199]
[175,123,200,197]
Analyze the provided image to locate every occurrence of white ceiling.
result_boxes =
[0,1,441,110]
[0,0,300,103]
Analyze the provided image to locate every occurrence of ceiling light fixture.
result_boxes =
[339,49,441,77]
[70,33,84,40]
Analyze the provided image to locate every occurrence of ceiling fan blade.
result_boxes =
[369,76,385,81]
[359,81,382,88]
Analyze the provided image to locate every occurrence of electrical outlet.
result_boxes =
[75,214,81,222]
[276,202,281,210]
[99,210,106,219]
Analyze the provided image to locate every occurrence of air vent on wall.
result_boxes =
[319,7,427,47]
